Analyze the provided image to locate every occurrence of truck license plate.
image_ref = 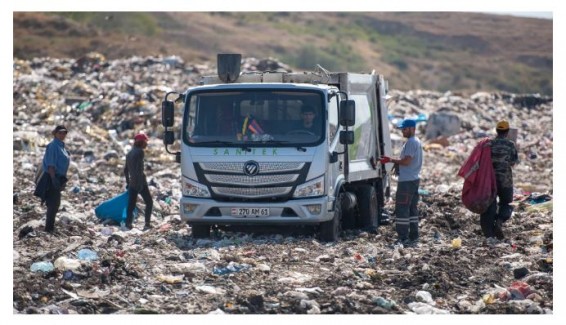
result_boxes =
[231,208,270,217]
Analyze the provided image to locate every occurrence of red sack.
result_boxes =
[457,138,497,214]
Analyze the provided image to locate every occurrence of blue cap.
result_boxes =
[398,119,416,129]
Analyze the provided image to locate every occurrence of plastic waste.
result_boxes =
[77,248,98,261]
[54,256,81,271]
[157,274,184,284]
[418,188,430,195]
[30,261,54,273]
[373,296,396,309]
[451,238,462,249]
[101,227,113,236]
[63,270,74,280]
[415,113,428,123]
[94,191,138,223]
[213,262,250,275]
[416,291,434,304]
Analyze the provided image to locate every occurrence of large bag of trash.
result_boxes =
[457,138,497,214]
[95,191,137,223]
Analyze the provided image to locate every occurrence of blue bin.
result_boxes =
[95,191,138,223]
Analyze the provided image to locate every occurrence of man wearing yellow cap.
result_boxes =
[481,120,518,240]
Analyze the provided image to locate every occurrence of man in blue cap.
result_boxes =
[380,119,423,247]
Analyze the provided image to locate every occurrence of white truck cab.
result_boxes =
[162,54,392,241]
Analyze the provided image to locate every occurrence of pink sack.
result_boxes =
[457,138,497,214]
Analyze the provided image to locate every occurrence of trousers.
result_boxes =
[45,188,61,232]
[480,184,513,238]
[395,179,420,240]
[126,185,153,226]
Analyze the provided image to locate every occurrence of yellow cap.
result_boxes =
[496,120,510,130]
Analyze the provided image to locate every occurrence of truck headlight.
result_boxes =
[182,178,211,198]
[293,175,325,198]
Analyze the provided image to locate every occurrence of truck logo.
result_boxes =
[243,161,260,176]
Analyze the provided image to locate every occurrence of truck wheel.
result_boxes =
[191,224,210,238]
[320,192,343,242]
[357,184,378,229]
[341,193,357,230]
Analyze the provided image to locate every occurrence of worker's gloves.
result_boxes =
[379,156,392,164]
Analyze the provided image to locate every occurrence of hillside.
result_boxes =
[13,12,553,94]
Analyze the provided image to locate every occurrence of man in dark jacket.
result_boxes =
[124,133,153,230]
[481,120,519,240]
[37,125,70,233]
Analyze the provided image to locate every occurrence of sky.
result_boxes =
[485,11,553,19]
[4,1,561,324]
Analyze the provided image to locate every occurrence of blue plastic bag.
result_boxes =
[95,191,138,223]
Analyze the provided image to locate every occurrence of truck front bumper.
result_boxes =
[180,196,335,225]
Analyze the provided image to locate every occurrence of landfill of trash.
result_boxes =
[13,54,553,314]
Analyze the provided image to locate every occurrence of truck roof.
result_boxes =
[188,82,335,92]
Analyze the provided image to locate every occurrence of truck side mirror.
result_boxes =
[162,100,175,127]
[339,100,355,126]
[339,130,354,145]
[164,130,175,145]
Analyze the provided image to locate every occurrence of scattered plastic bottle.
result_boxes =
[120,221,127,231]
[30,261,55,273]
[77,248,98,261]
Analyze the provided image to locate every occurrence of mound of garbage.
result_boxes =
[13,54,552,314]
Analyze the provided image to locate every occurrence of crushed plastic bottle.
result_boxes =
[77,248,98,261]
[30,261,54,273]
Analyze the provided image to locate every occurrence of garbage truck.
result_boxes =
[161,54,393,241]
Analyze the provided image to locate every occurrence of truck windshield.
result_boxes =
[183,89,325,147]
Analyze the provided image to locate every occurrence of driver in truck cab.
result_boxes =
[295,104,321,135]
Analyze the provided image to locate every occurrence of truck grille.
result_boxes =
[200,162,304,173]
[211,186,293,198]
[204,174,299,186]
[197,161,308,201]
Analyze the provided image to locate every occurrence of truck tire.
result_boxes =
[191,224,210,238]
[357,184,378,229]
[341,192,357,230]
[319,192,343,242]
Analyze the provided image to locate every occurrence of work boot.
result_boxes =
[392,238,411,248]
[494,219,505,240]
[143,223,152,231]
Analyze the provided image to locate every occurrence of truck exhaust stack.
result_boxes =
[217,53,241,83]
